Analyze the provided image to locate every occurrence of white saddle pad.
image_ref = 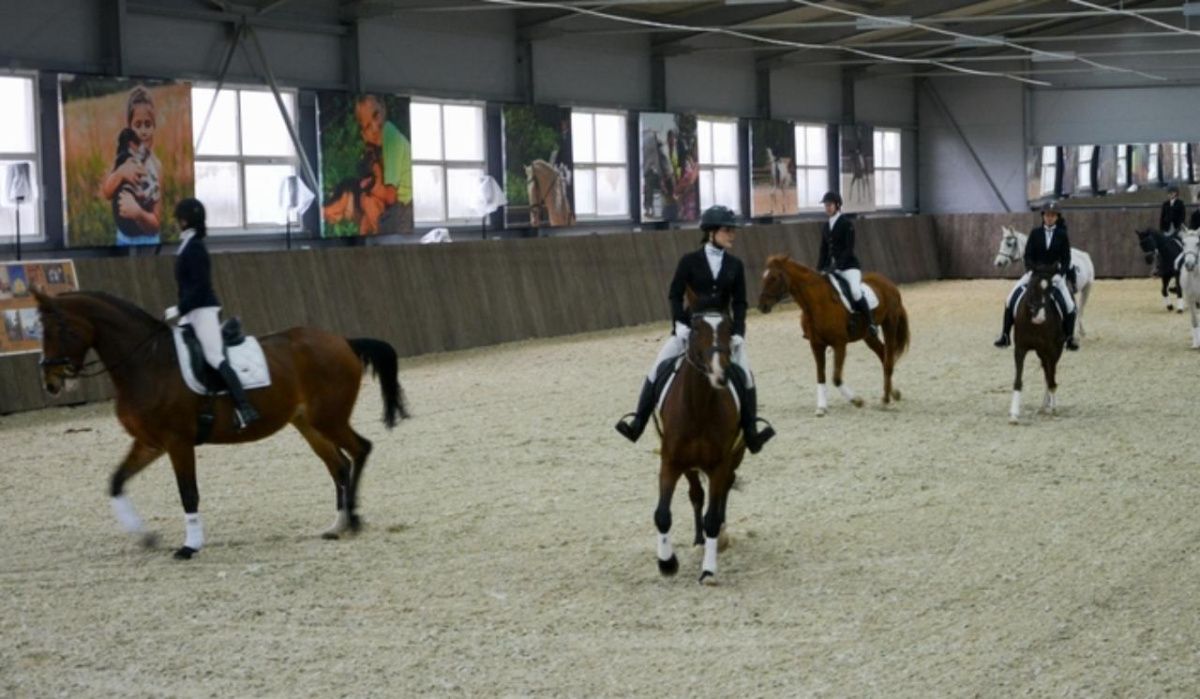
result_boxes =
[172,327,272,396]
[826,275,879,313]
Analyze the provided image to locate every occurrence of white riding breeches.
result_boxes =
[834,268,864,301]
[1007,272,1075,314]
[646,331,756,388]
[180,306,225,368]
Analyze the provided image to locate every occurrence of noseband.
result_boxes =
[997,236,1020,263]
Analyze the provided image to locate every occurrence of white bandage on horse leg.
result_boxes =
[183,513,205,550]
[1010,390,1021,420]
[817,384,828,409]
[657,532,673,562]
[837,384,856,402]
[111,495,145,533]
[702,535,718,575]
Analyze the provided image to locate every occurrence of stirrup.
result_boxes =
[233,407,260,430]
[1065,337,1080,351]
[993,333,1010,348]
[744,418,776,454]
[615,413,643,442]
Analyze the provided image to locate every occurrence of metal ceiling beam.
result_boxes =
[128,0,350,34]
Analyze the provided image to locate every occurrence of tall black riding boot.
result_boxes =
[217,360,261,430]
[855,297,879,338]
[615,379,656,443]
[728,366,775,454]
[993,302,1015,348]
[1063,311,1079,351]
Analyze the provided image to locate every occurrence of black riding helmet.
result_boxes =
[820,191,843,208]
[175,197,207,237]
[700,204,740,232]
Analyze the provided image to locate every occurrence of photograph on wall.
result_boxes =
[318,92,412,237]
[0,260,79,356]
[1059,146,1078,196]
[749,119,797,218]
[502,104,574,228]
[1025,147,1044,202]
[639,112,699,224]
[839,124,875,213]
[60,76,193,247]
[1131,144,1152,185]
[1095,145,1118,194]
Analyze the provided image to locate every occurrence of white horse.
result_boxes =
[765,147,793,212]
[1178,230,1200,348]
[994,225,1095,339]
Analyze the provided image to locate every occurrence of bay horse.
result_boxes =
[525,159,574,227]
[32,288,407,559]
[1135,228,1184,312]
[652,312,742,585]
[1009,266,1064,424]
[757,255,909,416]
[994,225,1095,338]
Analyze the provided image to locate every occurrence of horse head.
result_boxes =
[1026,265,1059,326]
[32,288,94,395]
[994,226,1022,268]
[1135,229,1158,264]
[1182,233,1200,272]
[687,312,733,390]
[757,255,791,313]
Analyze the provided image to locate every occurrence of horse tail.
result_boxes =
[891,302,911,361]
[347,337,409,428]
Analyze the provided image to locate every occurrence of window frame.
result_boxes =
[411,97,488,226]
[794,123,828,212]
[697,116,741,214]
[873,127,902,209]
[570,108,629,221]
[1116,145,1128,188]
[192,83,301,234]
[0,72,43,243]
[1039,146,1058,197]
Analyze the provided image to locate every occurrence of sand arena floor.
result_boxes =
[3,279,1200,697]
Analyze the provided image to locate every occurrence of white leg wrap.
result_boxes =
[816,384,828,410]
[837,384,856,402]
[111,495,145,534]
[702,535,719,575]
[325,509,351,535]
[183,513,205,550]
[1010,390,1021,420]
[657,532,674,562]
[1192,327,1200,347]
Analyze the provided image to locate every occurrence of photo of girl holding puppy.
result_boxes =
[100,87,163,245]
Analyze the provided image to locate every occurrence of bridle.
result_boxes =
[996,234,1020,264]
[761,269,789,307]
[528,164,562,220]
[38,309,167,379]
[684,315,731,376]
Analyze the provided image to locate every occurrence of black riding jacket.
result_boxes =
[817,215,860,271]
[175,233,221,315]
[669,247,748,337]
[1161,198,1186,232]
[1024,223,1072,277]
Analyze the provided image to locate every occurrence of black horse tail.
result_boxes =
[347,337,409,428]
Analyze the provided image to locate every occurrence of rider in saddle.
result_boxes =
[1161,185,1186,236]
[615,205,775,454]
[993,201,1079,352]
[819,191,878,338]
[165,198,261,430]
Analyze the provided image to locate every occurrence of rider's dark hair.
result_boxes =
[174,198,207,238]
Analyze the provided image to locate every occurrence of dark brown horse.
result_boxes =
[757,255,909,416]
[652,312,742,585]
[33,288,407,559]
[1008,266,1064,424]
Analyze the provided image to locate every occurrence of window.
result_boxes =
[1166,142,1187,183]
[1039,146,1057,197]
[1078,146,1093,193]
[0,75,40,241]
[1116,145,1128,188]
[571,109,628,219]
[697,117,740,213]
[794,123,828,209]
[1149,143,1160,183]
[411,100,486,224]
[873,128,901,208]
[192,86,299,231]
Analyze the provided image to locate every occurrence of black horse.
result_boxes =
[1136,228,1184,312]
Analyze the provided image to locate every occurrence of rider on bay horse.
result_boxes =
[993,201,1079,351]
[165,198,261,429]
[819,191,878,338]
[615,205,775,454]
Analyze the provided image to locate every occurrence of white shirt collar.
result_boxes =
[704,243,724,279]
[828,212,842,229]
[705,243,724,257]
[178,228,196,254]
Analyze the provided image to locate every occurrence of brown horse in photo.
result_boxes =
[1008,266,1064,424]
[33,289,407,559]
[525,159,574,227]
[652,312,742,585]
[757,255,909,416]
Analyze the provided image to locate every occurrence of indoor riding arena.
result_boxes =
[4,1,1200,697]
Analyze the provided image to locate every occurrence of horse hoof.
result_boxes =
[173,546,198,560]
[892,389,902,401]
[851,397,864,408]
[815,408,827,417]
[349,514,363,532]
[140,532,159,549]
[658,555,679,576]
[1008,415,1020,425]
[698,570,718,586]
[321,531,341,540]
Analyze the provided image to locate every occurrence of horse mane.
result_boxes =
[60,290,166,329]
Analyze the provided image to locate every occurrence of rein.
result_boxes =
[997,237,1021,264]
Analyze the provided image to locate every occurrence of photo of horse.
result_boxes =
[839,124,875,213]
[639,112,699,224]
[502,105,574,229]
[749,119,797,218]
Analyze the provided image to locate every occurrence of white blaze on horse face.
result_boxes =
[703,315,725,388]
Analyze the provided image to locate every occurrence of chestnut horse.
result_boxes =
[652,312,742,585]
[1008,266,1064,424]
[33,289,407,559]
[757,255,909,416]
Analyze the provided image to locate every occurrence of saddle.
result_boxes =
[823,272,879,313]
[171,317,271,395]
[651,353,741,417]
